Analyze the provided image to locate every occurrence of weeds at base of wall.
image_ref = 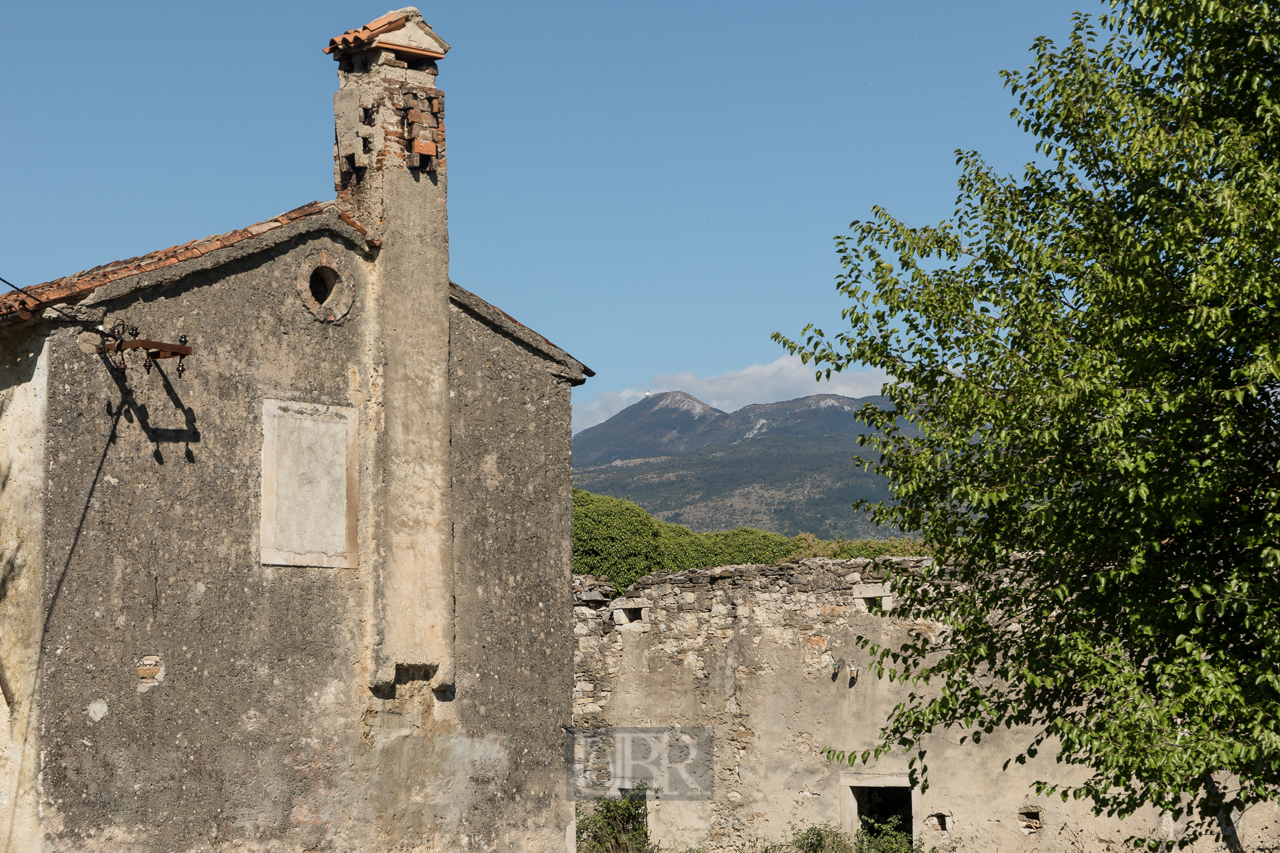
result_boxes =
[573,784,937,853]
[755,817,935,853]
[576,785,657,853]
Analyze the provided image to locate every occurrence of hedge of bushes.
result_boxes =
[571,489,929,595]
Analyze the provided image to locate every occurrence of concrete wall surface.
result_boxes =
[32,234,394,852]
[572,559,1280,853]
[3,237,581,850]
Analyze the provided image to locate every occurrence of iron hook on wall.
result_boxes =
[98,323,193,377]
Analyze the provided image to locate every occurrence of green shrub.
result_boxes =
[572,489,930,595]
[656,521,705,573]
[575,786,655,853]
[573,490,794,593]
[695,527,797,566]
[572,490,672,594]
[850,816,927,853]
[759,819,928,853]
[782,532,931,562]
[788,822,856,853]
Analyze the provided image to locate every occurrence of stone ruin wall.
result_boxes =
[572,558,934,852]
[572,558,1280,853]
[573,557,907,722]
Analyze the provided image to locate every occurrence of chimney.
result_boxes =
[324,9,456,692]
[324,7,450,233]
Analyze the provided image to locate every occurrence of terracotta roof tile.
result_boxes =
[323,11,411,55]
[0,201,333,319]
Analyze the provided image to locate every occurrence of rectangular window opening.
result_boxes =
[852,785,912,837]
[612,607,645,624]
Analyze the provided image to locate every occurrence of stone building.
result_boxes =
[573,559,1280,852]
[0,9,589,852]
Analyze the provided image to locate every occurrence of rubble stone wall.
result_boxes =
[572,559,1280,852]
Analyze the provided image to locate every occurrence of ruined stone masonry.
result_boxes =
[573,559,1280,853]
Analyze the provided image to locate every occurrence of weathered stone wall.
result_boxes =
[0,323,48,852]
[339,40,458,695]
[447,296,579,850]
[35,234,384,851]
[573,559,1280,852]
[5,219,582,853]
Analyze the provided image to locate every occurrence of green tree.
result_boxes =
[572,489,799,593]
[572,489,922,594]
[775,0,1280,844]
[572,489,675,594]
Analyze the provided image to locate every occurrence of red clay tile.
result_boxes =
[0,202,333,319]
[323,12,410,55]
[337,211,368,235]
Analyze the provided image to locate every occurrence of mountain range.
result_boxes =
[571,391,895,539]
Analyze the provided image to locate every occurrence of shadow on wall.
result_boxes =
[102,349,199,465]
[0,466,17,604]
[0,391,24,708]
[41,345,201,697]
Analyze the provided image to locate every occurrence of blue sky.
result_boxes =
[0,1,1094,431]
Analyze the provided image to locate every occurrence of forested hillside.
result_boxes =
[572,392,894,538]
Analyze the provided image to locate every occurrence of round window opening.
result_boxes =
[309,266,338,305]
[296,253,355,323]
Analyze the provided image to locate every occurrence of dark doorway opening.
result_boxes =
[852,786,912,836]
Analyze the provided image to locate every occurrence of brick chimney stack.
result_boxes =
[324,7,450,233]
[324,9,456,692]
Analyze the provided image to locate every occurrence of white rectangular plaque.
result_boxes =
[260,399,358,567]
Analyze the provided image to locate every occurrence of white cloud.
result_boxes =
[572,355,887,433]
[572,387,651,435]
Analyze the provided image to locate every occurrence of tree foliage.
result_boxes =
[775,0,1280,843]
[572,490,797,593]
[572,490,929,594]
